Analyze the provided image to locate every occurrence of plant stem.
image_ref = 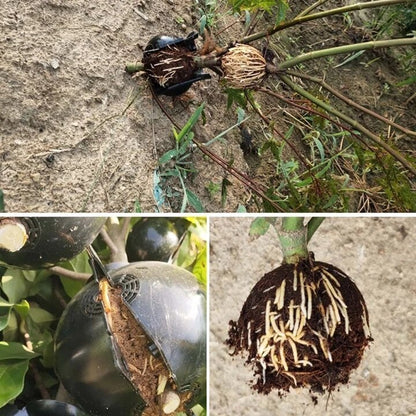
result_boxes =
[125,63,144,73]
[286,70,416,138]
[296,0,330,18]
[126,54,222,75]
[49,266,91,281]
[101,217,129,264]
[278,218,309,264]
[279,37,416,69]
[149,85,285,212]
[240,0,413,44]
[280,74,416,176]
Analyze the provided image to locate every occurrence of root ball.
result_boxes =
[221,44,266,89]
[142,45,197,89]
[227,257,372,395]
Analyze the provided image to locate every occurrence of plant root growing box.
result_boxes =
[0,217,106,269]
[55,261,206,416]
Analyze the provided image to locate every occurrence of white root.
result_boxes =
[293,267,298,291]
[157,374,168,395]
[158,389,181,414]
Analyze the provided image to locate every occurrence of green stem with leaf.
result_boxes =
[278,217,324,264]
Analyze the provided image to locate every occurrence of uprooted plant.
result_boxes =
[226,217,372,396]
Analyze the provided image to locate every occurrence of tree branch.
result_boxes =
[240,0,413,44]
[285,70,416,138]
[49,266,91,281]
[279,74,416,176]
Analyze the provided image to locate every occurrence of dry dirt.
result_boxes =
[1,1,415,212]
[210,216,416,416]
[0,0,248,212]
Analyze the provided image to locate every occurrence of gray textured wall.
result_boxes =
[209,217,416,416]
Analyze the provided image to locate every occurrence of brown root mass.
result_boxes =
[104,284,190,415]
[226,258,372,395]
[142,45,197,88]
[221,44,266,89]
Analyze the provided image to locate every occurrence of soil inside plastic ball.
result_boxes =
[101,281,191,415]
[226,257,372,395]
[142,45,197,89]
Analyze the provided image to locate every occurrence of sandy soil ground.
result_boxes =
[209,216,416,416]
[0,0,249,212]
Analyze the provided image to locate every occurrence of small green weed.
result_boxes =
[156,105,206,212]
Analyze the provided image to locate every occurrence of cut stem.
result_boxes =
[0,218,28,252]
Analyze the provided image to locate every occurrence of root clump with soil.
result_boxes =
[227,255,372,395]
[142,45,198,89]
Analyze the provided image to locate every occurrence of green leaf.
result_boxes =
[13,300,30,318]
[230,0,277,13]
[199,14,207,33]
[249,217,276,237]
[236,204,247,212]
[59,276,85,299]
[59,252,91,298]
[153,169,165,209]
[177,131,194,156]
[236,107,246,124]
[176,104,205,144]
[0,190,4,212]
[133,200,142,213]
[221,178,232,207]
[159,149,179,165]
[0,342,39,360]
[0,298,12,331]
[1,312,18,341]
[0,313,9,332]
[28,307,56,330]
[192,246,207,287]
[396,75,416,87]
[275,0,289,24]
[185,190,204,212]
[311,135,325,161]
[0,360,31,407]
[226,88,247,109]
[0,298,31,331]
[1,271,34,303]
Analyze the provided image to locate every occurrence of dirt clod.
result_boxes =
[226,257,372,395]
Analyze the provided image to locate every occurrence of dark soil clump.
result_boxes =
[142,45,197,89]
[227,256,372,395]
[103,282,190,415]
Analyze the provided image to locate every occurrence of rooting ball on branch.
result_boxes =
[142,32,211,96]
[221,44,267,89]
[227,255,372,395]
